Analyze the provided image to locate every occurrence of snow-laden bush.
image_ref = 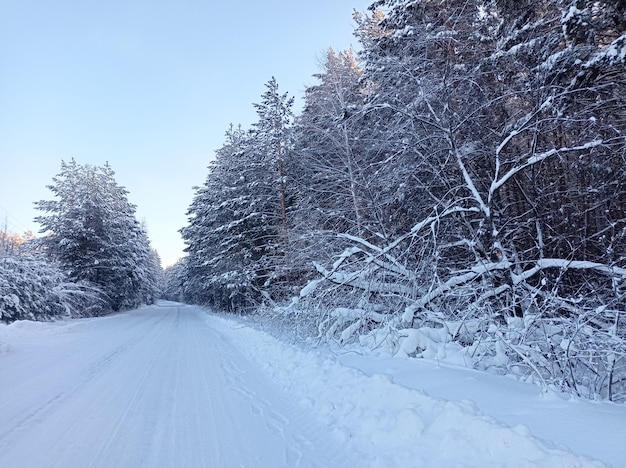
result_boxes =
[290,237,626,402]
[0,255,106,323]
[0,256,63,321]
[482,308,626,402]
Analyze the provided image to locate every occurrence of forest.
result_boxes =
[2,0,625,402]
[167,0,626,402]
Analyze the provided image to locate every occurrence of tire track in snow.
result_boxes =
[0,308,174,467]
[0,310,166,458]
[88,312,172,467]
[0,305,363,468]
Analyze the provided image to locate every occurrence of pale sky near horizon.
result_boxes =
[0,0,372,267]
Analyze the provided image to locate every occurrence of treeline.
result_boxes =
[1,159,162,322]
[170,0,626,401]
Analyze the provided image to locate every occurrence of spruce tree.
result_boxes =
[181,125,262,309]
[35,159,159,312]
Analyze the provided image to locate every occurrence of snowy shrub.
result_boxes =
[0,256,63,321]
[297,231,626,401]
[0,255,106,323]
[486,308,626,402]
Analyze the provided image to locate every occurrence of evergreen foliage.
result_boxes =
[34,159,161,313]
[181,79,295,310]
[0,254,101,322]
[179,0,625,401]
[161,258,187,303]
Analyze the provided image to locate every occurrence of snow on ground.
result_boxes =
[0,301,623,467]
[336,352,626,468]
[208,312,621,468]
[0,303,353,468]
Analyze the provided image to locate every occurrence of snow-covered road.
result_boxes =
[0,302,619,467]
[0,303,351,468]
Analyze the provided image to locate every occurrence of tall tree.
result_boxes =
[181,125,266,309]
[161,258,187,303]
[251,77,295,262]
[486,0,626,266]
[181,78,296,308]
[301,0,626,400]
[35,159,160,311]
[286,48,372,299]
[293,48,366,237]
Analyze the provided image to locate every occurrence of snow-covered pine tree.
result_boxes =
[249,77,295,299]
[161,258,187,302]
[181,125,264,309]
[181,79,295,309]
[252,77,294,236]
[131,228,162,306]
[35,159,159,312]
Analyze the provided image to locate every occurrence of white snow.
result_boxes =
[1,302,623,467]
[299,278,322,298]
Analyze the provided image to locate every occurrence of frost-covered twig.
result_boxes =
[489,140,603,202]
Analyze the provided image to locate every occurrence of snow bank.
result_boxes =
[1,319,65,341]
[206,313,606,468]
[1,319,84,356]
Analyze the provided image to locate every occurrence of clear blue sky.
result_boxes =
[0,0,371,267]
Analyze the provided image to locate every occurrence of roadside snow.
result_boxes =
[337,352,626,468]
[0,303,621,467]
[207,312,622,468]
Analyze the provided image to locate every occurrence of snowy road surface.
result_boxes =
[0,303,350,468]
[0,302,618,467]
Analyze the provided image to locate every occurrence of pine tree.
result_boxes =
[251,77,294,257]
[181,79,296,308]
[162,258,187,302]
[35,159,159,312]
[181,125,263,309]
[248,78,298,300]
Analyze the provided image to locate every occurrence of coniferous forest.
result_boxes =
[1,0,625,403]
[168,1,626,401]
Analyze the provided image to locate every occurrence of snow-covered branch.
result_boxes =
[512,259,626,285]
[489,140,603,200]
[453,141,489,217]
[403,257,625,323]
[382,206,481,255]
[338,233,413,279]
